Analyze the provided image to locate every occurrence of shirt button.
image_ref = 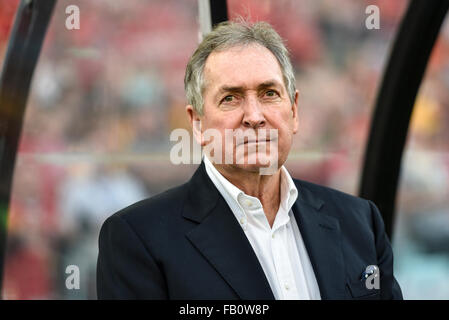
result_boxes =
[272,234,275,239]
[285,284,290,290]
[239,218,245,224]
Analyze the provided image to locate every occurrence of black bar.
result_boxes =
[0,0,56,295]
[209,0,228,27]
[0,300,430,316]
[359,0,449,238]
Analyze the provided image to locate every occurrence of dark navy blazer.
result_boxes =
[97,161,403,299]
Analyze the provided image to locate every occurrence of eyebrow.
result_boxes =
[216,79,283,98]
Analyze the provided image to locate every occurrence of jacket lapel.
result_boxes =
[183,162,275,300]
[292,180,346,299]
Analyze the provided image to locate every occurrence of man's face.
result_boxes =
[188,44,299,174]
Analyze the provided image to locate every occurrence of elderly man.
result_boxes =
[97,21,403,300]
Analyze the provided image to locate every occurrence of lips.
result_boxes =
[244,139,270,144]
[238,138,276,146]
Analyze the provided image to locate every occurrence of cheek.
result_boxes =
[201,115,241,147]
[277,132,293,151]
[207,112,242,129]
[273,117,295,147]
[282,111,297,134]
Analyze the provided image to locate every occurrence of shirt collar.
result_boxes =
[280,165,299,213]
[203,155,244,203]
[203,155,298,219]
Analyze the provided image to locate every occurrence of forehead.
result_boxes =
[203,44,284,91]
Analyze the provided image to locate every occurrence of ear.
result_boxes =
[186,105,204,146]
[292,90,299,134]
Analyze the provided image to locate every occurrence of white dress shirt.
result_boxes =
[203,156,321,300]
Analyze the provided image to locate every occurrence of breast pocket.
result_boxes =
[346,280,380,300]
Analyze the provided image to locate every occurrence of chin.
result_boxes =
[233,153,280,174]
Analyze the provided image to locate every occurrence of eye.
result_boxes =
[221,95,235,103]
[264,90,279,98]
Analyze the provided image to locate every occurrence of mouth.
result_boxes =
[238,138,276,146]
[244,139,270,144]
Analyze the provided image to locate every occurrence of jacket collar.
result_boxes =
[292,179,346,299]
[183,162,275,299]
[182,162,345,299]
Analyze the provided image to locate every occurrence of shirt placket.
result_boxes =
[270,223,299,299]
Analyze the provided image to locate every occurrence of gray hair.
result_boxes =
[184,20,296,115]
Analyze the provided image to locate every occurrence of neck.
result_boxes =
[213,162,281,227]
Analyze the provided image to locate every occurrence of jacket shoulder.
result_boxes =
[294,178,368,207]
[293,178,374,227]
[107,182,189,228]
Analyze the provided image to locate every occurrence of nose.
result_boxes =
[242,96,266,129]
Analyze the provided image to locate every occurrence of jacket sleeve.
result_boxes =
[96,214,168,299]
[368,200,403,300]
